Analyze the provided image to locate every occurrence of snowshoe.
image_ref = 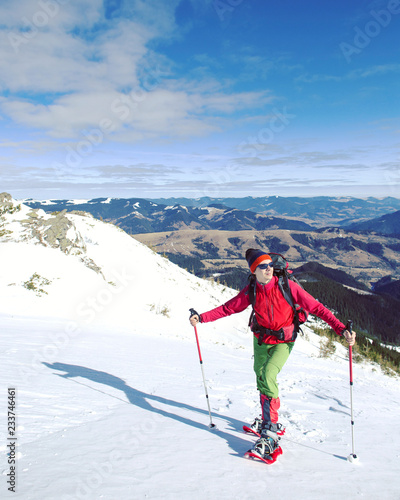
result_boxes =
[244,444,283,465]
[244,429,282,465]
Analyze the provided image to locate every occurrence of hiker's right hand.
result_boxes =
[343,329,356,346]
[189,308,201,326]
[189,314,200,326]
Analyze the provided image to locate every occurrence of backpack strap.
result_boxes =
[277,273,311,335]
[247,274,257,328]
[276,274,300,333]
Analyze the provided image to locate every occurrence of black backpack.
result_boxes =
[246,251,308,343]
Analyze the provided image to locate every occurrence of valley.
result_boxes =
[133,227,400,287]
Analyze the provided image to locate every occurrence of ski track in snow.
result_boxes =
[1,202,400,499]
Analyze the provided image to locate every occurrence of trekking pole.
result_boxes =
[346,320,359,463]
[189,308,217,429]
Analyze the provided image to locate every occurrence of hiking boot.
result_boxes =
[249,416,285,436]
[251,429,280,459]
[249,416,262,434]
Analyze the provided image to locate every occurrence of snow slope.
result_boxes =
[1,199,399,500]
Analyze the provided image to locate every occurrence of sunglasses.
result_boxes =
[258,262,274,270]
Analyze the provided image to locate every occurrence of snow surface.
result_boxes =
[1,202,400,500]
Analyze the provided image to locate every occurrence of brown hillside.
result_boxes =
[133,229,400,286]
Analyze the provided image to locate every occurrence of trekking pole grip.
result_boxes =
[189,308,197,318]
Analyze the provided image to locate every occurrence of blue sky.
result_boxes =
[1,0,399,200]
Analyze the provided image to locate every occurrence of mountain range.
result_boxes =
[147,195,400,228]
[348,209,400,235]
[22,195,400,235]
[14,193,400,289]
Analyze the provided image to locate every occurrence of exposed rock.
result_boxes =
[27,211,40,219]
[0,192,20,216]
[1,200,104,277]
[70,210,93,218]
[43,210,75,253]
[0,192,13,207]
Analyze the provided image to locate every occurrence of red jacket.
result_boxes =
[200,276,345,344]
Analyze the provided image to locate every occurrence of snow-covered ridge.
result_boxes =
[0,192,238,337]
[165,205,189,212]
[1,192,101,275]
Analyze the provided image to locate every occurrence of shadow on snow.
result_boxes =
[42,361,249,457]
[42,361,348,461]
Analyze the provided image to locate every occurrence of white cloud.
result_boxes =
[0,19,153,94]
[0,0,102,30]
[296,63,400,84]
[0,0,276,143]
[349,63,400,78]
[1,84,272,141]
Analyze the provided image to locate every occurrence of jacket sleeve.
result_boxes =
[289,281,346,335]
[200,286,251,323]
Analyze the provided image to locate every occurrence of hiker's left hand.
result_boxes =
[343,329,356,346]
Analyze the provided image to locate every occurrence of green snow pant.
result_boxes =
[253,337,295,399]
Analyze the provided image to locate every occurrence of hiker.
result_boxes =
[189,248,356,461]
